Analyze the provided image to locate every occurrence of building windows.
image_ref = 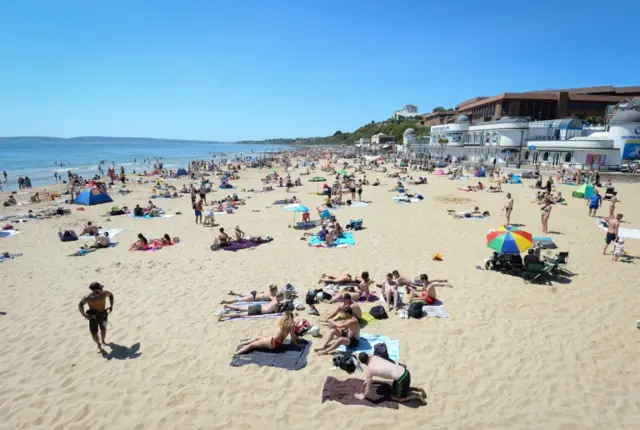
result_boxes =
[524,151,530,160]
[543,152,549,161]
[565,152,572,163]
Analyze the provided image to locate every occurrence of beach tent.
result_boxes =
[508,174,522,184]
[475,168,486,177]
[435,169,446,176]
[176,168,188,177]
[73,187,113,206]
[572,183,595,199]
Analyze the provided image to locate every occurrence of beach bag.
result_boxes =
[348,219,363,231]
[369,305,388,320]
[333,352,356,374]
[373,343,394,363]
[294,319,311,336]
[408,302,424,319]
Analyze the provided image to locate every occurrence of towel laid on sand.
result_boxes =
[321,377,398,409]
[336,333,400,362]
[221,312,283,321]
[349,201,369,208]
[596,219,640,239]
[0,253,23,263]
[308,232,355,248]
[230,339,311,370]
[220,240,271,252]
[422,303,450,318]
[393,196,420,204]
[130,214,174,219]
[359,312,378,325]
[294,220,322,230]
[532,236,558,249]
[0,230,20,238]
[80,228,125,240]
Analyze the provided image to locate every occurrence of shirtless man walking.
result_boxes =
[356,353,426,405]
[603,213,623,255]
[503,193,514,226]
[78,282,114,351]
[314,307,360,355]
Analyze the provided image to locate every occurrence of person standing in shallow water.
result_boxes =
[78,283,114,352]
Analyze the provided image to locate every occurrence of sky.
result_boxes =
[1,0,639,141]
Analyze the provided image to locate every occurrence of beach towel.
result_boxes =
[79,228,125,240]
[422,303,450,318]
[130,214,174,219]
[230,339,311,370]
[359,312,378,325]
[532,236,558,249]
[0,253,23,263]
[68,243,118,257]
[220,240,272,252]
[393,197,420,204]
[294,220,321,230]
[321,377,398,409]
[308,232,355,248]
[349,201,369,208]
[596,219,640,240]
[221,312,284,321]
[457,187,472,192]
[0,230,20,238]
[336,333,400,362]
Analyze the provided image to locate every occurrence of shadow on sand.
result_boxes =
[102,342,142,360]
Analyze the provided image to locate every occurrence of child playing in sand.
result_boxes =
[612,238,624,262]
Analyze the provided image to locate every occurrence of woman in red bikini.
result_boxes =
[234,312,298,355]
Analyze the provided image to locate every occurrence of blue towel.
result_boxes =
[336,333,400,362]
[308,232,355,247]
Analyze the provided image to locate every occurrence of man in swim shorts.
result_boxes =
[218,293,284,321]
[356,353,426,404]
[314,307,360,355]
[222,285,279,304]
[587,188,602,217]
[406,274,453,305]
[603,213,623,255]
[78,282,114,351]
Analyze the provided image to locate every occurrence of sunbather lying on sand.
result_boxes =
[129,233,150,251]
[320,294,362,321]
[222,285,279,304]
[328,272,373,303]
[447,207,489,218]
[406,274,453,305]
[412,176,427,185]
[234,312,299,354]
[150,234,178,247]
[218,293,285,321]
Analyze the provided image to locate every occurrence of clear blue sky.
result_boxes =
[1,0,638,141]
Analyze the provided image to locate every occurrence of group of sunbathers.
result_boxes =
[378,271,453,311]
[219,285,291,321]
[210,225,271,250]
[129,233,178,250]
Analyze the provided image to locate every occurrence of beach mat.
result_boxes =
[422,304,450,318]
[79,228,125,240]
[349,201,369,208]
[359,312,378,325]
[532,236,558,249]
[220,240,270,252]
[321,377,398,409]
[130,214,174,219]
[336,333,400,362]
[308,232,355,248]
[596,219,640,239]
[0,230,20,238]
[294,220,322,230]
[230,339,311,370]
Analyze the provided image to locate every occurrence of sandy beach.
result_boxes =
[1,161,639,430]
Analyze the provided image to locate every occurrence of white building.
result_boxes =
[420,99,640,168]
[393,104,421,120]
[371,133,395,145]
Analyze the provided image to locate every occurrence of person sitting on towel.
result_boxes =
[406,274,452,305]
[524,248,540,265]
[87,231,110,249]
[314,306,360,355]
[327,272,373,303]
[355,353,426,405]
[218,293,285,321]
[81,222,99,236]
[373,178,380,186]
[381,273,400,311]
[320,294,362,322]
[234,312,299,354]
[218,227,231,245]
[221,285,279,305]
[234,225,246,242]
[133,205,144,217]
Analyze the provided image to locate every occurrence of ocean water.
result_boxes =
[0,138,283,190]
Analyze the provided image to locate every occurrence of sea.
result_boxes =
[0,138,284,190]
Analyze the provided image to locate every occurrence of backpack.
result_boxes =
[373,342,394,363]
[333,352,356,374]
[408,302,424,319]
[369,305,388,320]
[294,319,311,336]
[305,290,317,306]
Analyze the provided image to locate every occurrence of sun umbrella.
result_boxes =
[284,203,309,224]
[309,176,327,182]
[337,170,347,175]
[284,203,309,213]
[486,229,533,254]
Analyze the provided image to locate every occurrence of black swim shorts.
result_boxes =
[605,232,617,244]
[392,368,411,398]
[248,305,262,316]
[87,309,108,334]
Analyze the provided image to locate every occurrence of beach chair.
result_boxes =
[522,262,547,284]
[544,252,570,275]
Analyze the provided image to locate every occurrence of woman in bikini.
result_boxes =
[328,271,372,303]
[540,197,553,234]
[318,273,357,285]
[234,312,298,355]
[129,233,150,251]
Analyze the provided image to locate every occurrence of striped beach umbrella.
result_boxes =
[486,228,533,254]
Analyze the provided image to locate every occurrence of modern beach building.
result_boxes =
[393,104,421,121]
[404,98,640,168]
